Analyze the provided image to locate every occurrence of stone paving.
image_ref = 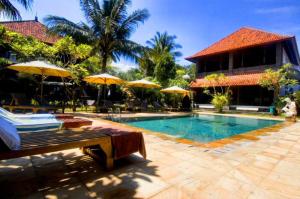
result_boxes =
[0,114,300,199]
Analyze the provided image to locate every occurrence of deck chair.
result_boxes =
[0,115,63,133]
[153,101,164,112]
[4,93,58,113]
[0,129,114,169]
[0,107,55,120]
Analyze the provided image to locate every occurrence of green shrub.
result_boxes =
[211,93,230,113]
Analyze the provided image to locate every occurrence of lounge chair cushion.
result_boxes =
[0,107,55,120]
[0,117,20,150]
[0,114,63,133]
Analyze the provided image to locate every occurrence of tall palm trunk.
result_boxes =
[96,55,108,111]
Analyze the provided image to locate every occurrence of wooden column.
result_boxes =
[229,53,234,73]
[276,42,283,67]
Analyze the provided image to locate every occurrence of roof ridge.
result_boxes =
[186,26,295,61]
[0,20,38,24]
[240,26,293,38]
[187,28,244,59]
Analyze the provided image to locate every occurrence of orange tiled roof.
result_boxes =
[190,72,265,88]
[187,27,292,60]
[0,20,60,44]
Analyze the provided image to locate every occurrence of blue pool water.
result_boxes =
[119,115,281,143]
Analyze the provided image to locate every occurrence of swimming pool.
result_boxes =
[116,114,282,143]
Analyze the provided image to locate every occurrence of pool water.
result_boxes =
[119,114,282,143]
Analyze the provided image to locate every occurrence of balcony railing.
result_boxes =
[197,65,279,77]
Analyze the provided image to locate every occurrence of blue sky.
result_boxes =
[2,0,300,71]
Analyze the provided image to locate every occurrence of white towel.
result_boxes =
[0,117,21,150]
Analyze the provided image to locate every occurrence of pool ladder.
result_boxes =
[107,107,121,122]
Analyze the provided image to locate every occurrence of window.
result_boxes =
[233,44,276,68]
[197,53,229,73]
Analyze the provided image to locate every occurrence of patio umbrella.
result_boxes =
[84,73,124,85]
[126,79,161,89]
[161,86,190,109]
[8,60,71,103]
[160,86,190,95]
[127,79,161,99]
[84,73,124,106]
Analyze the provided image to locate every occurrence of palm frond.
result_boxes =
[44,15,93,44]
[15,0,33,9]
[117,9,149,38]
[0,0,32,20]
[0,0,21,20]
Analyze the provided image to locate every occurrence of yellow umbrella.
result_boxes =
[84,73,124,85]
[8,60,71,103]
[8,60,71,77]
[161,86,190,95]
[84,73,124,105]
[126,79,161,88]
[127,79,160,99]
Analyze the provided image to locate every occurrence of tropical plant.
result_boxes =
[137,48,155,76]
[0,0,33,20]
[146,32,182,59]
[168,68,190,88]
[259,63,298,110]
[45,0,149,73]
[203,73,231,113]
[211,93,230,113]
[139,31,182,86]
[45,0,149,106]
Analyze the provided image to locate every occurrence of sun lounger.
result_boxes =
[0,115,63,133]
[60,118,93,128]
[84,126,146,160]
[0,120,146,170]
[0,128,114,169]
[0,107,55,120]
[2,105,58,113]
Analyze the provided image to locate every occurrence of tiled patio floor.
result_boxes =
[1,114,300,199]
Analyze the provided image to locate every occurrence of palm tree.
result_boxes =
[0,0,33,20]
[45,0,149,108]
[45,0,149,73]
[140,32,181,85]
[146,31,182,59]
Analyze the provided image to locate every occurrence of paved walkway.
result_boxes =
[0,115,300,199]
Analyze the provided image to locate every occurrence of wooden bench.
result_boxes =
[3,105,58,114]
[0,129,114,169]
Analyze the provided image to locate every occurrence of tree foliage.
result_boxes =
[204,73,231,113]
[137,31,182,86]
[0,0,33,20]
[45,0,149,73]
[259,63,298,104]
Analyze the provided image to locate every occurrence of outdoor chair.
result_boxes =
[153,101,164,112]
[0,107,55,120]
[0,119,147,170]
[3,93,58,113]
[0,120,114,169]
[125,100,141,112]
[0,114,63,133]
[141,101,148,112]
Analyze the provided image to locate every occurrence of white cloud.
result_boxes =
[255,6,299,14]
[111,61,137,72]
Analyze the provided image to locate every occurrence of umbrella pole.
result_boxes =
[96,86,101,112]
[40,75,46,105]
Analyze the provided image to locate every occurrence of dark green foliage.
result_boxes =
[0,0,33,20]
